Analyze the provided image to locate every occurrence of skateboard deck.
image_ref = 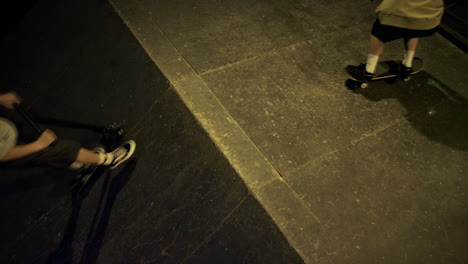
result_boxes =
[344,57,424,88]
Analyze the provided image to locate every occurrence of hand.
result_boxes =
[35,129,57,149]
[0,92,22,109]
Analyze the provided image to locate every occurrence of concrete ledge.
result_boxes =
[109,0,281,191]
[110,0,316,262]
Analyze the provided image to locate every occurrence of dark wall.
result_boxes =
[439,0,468,52]
[1,1,39,37]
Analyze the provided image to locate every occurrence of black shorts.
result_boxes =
[4,139,81,168]
[371,19,438,43]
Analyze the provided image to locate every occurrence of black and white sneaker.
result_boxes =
[108,140,136,169]
[400,62,413,81]
[346,63,374,82]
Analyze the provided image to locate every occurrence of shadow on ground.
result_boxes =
[347,71,468,151]
[0,166,74,198]
[47,159,137,264]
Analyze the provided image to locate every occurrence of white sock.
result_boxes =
[366,54,379,74]
[402,50,415,67]
[98,152,114,166]
[69,162,84,170]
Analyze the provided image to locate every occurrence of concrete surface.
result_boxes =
[1,0,467,263]
[0,0,301,263]
[111,0,468,263]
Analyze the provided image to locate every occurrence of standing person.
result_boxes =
[346,0,444,82]
[0,91,136,169]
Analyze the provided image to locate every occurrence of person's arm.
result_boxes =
[0,130,57,162]
[0,92,21,109]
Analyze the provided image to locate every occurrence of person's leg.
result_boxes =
[75,140,136,169]
[405,37,419,51]
[2,136,135,170]
[345,19,393,83]
[369,35,386,56]
[3,139,80,167]
[6,139,103,168]
[345,34,384,82]
[75,148,101,164]
[366,35,386,74]
[403,38,419,67]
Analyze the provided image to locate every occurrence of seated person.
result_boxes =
[0,92,135,169]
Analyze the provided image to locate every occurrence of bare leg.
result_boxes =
[403,38,419,68]
[369,35,385,56]
[405,38,420,51]
[75,148,101,165]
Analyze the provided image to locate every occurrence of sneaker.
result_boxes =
[400,62,413,81]
[108,140,136,169]
[94,147,106,154]
[346,64,374,82]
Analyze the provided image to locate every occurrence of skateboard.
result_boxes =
[344,57,424,89]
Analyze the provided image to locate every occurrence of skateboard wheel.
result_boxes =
[116,127,124,136]
[360,83,368,89]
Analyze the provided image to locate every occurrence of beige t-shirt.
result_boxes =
[0,118,18,159]
[376,0,444,30]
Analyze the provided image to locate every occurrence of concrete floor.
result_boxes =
[1,1,302,263]
[1,0,467,263]
[112,0,468,263]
